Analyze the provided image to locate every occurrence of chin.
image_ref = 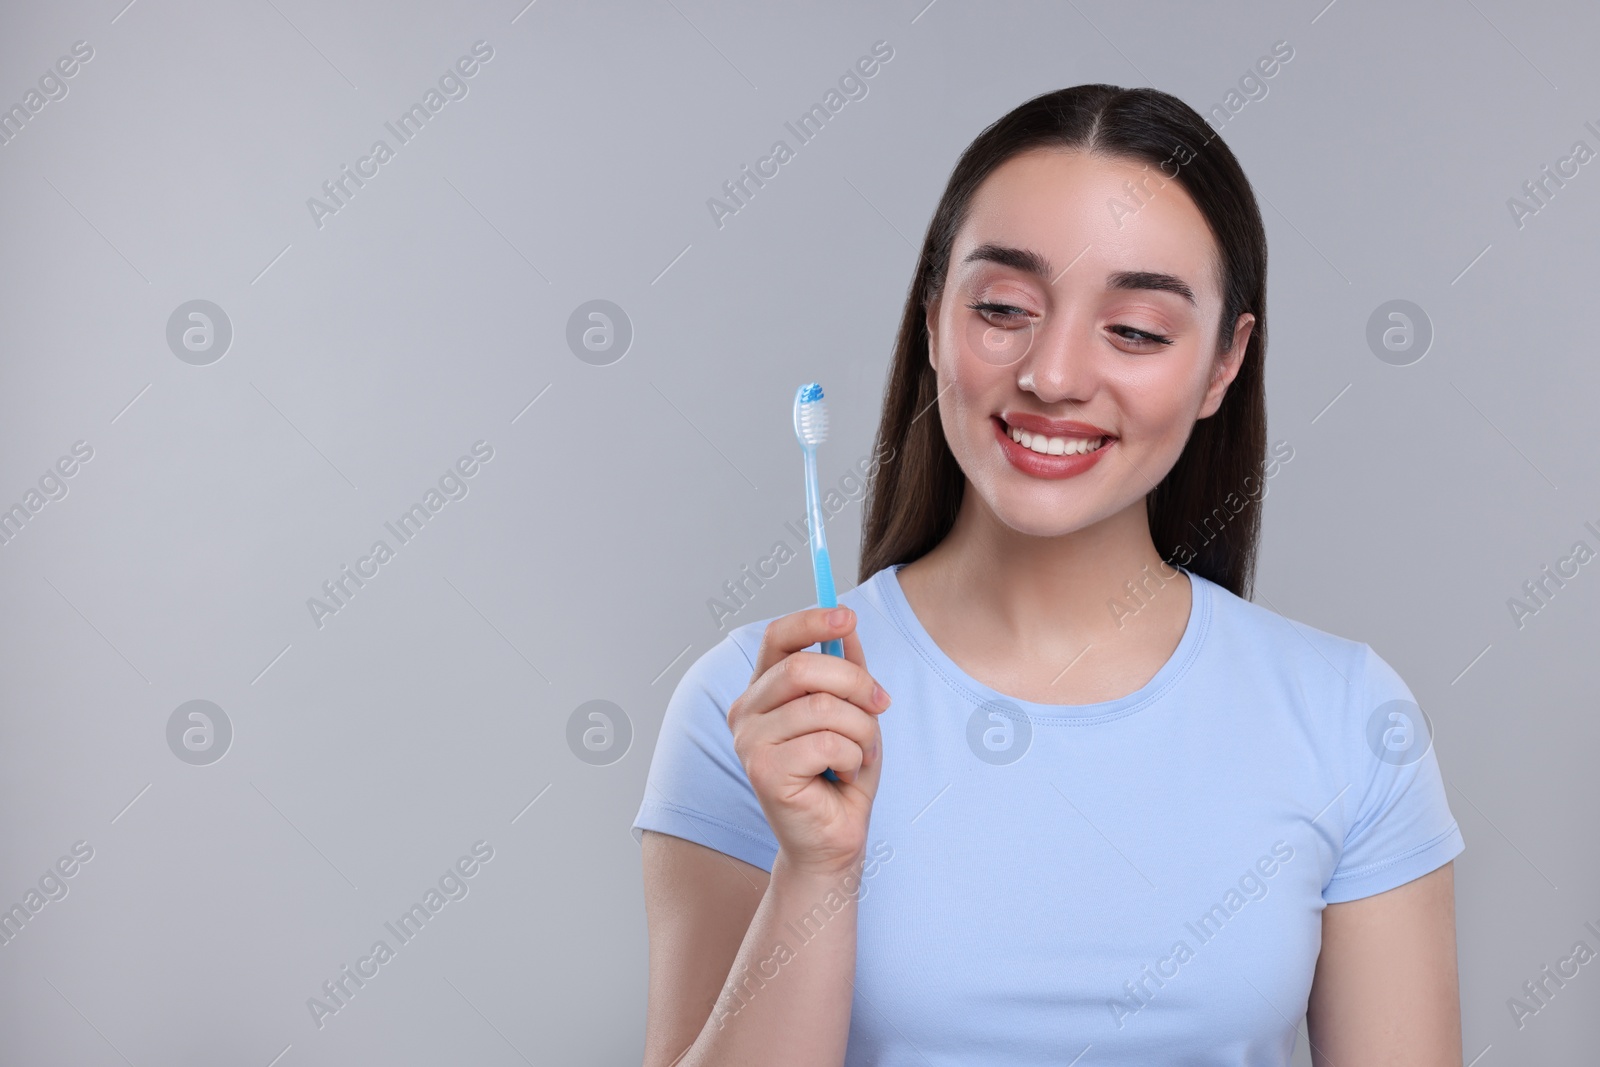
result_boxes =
[979,480,1107,539]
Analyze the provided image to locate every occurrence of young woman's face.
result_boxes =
[927,147,1253,539]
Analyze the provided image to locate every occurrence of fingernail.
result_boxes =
[873,684,890,709]
[828,608,848,627]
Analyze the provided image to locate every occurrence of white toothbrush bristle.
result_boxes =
[795,397,829,445]
[793,383,831,447]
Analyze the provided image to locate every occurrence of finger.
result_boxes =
[774,728,865,786]
[840,623,866,669]
[744,650,888,730]
[855,713,884,787]
[752,691,879,764]
[751,607,858,679]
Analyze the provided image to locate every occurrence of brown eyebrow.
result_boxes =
[963,242,1053,279]
[961,243,1197,306]
[1107,269,1196,306]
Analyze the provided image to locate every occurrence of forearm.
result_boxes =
[678,850,862,1067]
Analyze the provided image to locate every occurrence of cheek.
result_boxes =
[940,350,1005,427]
[1108,353,1212,443]
[937,368,982,444]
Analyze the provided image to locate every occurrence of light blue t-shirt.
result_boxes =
[632,563,1465,1065]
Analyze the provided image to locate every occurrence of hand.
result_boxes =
[727,606,892,877]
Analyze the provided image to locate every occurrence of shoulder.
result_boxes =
[1193,573,1417,752]
[1196,571,1376,691]
[672,627,758,710]
[1197,576,1446,834]
[1209,578,1445,834]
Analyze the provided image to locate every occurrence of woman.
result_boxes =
[633,84,1464,1065]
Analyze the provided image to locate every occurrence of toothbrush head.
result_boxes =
[793,382,829,448]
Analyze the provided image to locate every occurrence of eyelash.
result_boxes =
[965,301,1175,348]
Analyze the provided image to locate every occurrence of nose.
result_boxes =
[1016,311,1098,404]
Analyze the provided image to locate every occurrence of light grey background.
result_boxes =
[1,0,1596,1063]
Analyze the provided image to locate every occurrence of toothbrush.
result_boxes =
[793,382,843,783]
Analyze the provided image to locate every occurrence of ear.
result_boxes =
[924,296,940,372]
[1197,312,1253,420]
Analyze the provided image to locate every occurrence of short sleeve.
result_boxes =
[630,632,780,871]
[1322,643,1465,903]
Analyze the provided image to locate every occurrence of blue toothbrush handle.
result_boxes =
[819,634,844,782]
[818,583,846,779]
[811,544,846,782]
[803,449,846,782]
[818,623,844,782]
[819,636,842,783]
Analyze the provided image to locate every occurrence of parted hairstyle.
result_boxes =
[858,84,1270,600]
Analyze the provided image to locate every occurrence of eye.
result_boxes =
[1108,323,1175,349]
[967,301,1034,328]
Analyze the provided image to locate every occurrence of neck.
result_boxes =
[901,484,1185,652]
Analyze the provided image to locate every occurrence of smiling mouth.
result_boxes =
[996,417,1112,457]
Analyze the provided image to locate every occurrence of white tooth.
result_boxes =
[1007,423,1108,456]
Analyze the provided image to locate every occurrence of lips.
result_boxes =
[999,411,1115,439]
[992,414,1114,480]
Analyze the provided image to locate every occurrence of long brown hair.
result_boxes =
[859,84,1269,600]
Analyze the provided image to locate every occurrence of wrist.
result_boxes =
[771,847,867,889]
